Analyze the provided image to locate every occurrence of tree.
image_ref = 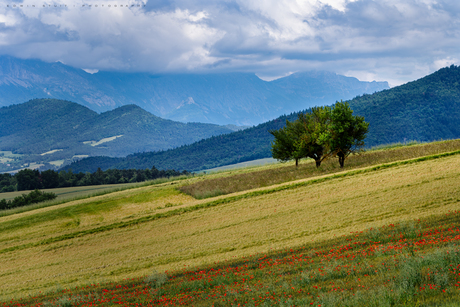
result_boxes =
[0,173,16,192]
[270,101,368,168]
[41,170,60,189]
[295,106,332,167]
[58,170,73,187]
[326,100,369,168]
[270,107,331,167]
[0,189,57,211]
[16,169,41,191]
[270,122,303,166]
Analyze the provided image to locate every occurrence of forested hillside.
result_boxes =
[62,113,297,173]
[0,99,233,172]
[63,65,460,173]
[350,65,460,145]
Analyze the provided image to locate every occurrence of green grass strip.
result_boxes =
[3,149,460,254]
[0,176,191,218]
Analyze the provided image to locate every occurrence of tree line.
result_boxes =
[0,189,57,210]
[0,166,189,193]
[270,101,369,168]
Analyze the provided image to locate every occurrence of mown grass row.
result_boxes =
[180,139,460,199]
[8,210,460,306]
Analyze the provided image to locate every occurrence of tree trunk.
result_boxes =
[338,153,345,168]
[315,159,321,168]
[295,158,299,167]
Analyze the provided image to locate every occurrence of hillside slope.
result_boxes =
[350,64,460,145]
[0,99,233,171]
[62,113,297,173]
[63,65,460,172]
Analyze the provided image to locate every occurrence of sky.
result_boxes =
[1,0,459,86]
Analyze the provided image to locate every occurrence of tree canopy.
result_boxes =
[327,101,369,167]
[295,107,332,167]
[270,101,368,168]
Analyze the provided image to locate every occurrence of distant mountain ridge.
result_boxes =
[0,99,233,172]
[0,56,389,126]
[62,65,460,173]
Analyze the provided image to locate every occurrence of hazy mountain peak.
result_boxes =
[0,56,389,125]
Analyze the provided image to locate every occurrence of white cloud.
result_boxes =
[82,68,99,74]
[432,57,459,70]
[0,0,460,84]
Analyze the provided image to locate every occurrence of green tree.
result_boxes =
[295,106,332,167]
[135,171,146,182]
[0,189,57,211]
[41,170,60,189]
[326,100,369,168]
[58,170,76,187]
[0,173,16,192]
[270,119,303,166]
[270,102,368,168]
[0,198,7,210]
[16,169,41,191]
[270,107,331,167]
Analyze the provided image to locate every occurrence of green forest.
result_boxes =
[350,64,460,146]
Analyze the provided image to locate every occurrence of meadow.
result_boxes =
[1,140,460,306]
[10,211,460,306]
[0,177,189,218]
[0,183,139,202]
[180,139,460,199]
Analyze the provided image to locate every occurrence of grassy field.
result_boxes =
[13,211,460,306]
[0,176,191,219]
[179,139,460,199]
[0,183,140,202]
[201,158,278,173]
[1,141,460,305]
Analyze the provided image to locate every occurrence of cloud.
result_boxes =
[0,0,459,85]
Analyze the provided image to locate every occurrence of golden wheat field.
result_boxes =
[1,144,460,300]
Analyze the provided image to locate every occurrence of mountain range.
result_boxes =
[62,65,460,173]
[0,56,389,126]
